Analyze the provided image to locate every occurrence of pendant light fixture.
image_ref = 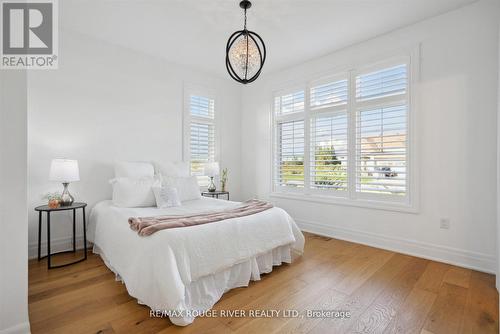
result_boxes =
[225,0,266,84]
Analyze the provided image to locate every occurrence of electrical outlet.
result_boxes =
[440,218,450,229]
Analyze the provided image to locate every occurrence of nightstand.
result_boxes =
[201,191,229,200]
[35,202,87,269]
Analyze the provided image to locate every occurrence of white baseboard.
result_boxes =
[0,322,30,334]
[296,219,496,274]
[28,235,90,260]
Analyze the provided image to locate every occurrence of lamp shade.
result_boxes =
[203,162,220,177]
[49,159,80,182]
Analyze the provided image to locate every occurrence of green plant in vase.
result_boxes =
[220,168,228,192]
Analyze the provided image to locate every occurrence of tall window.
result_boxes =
[274,91,305,188]
[355,64,408,196]
[185,93,216,186]
[273,58,412,207]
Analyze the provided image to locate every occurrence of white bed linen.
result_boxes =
[88,198,304,326]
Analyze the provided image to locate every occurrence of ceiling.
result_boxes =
[61,0,476,78]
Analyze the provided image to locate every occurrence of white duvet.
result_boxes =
[88,197,304,325]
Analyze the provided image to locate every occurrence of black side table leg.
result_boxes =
[72,209,76,252]
[38,211,42,261]
[83,206,87,260]
[47,211,51,269]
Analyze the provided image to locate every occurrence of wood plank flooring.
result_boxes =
[28,233,499,334]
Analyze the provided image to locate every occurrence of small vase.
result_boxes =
[48,199,60,209]
[221,182,226,192]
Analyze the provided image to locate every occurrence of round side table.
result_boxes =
[35,202,88,269]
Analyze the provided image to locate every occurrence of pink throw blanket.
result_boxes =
[129,199,273,236]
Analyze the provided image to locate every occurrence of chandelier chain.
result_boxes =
[243,7,247,30]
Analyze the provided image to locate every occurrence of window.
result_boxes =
[310,112,349,191]
[184,92,216,187]
[272,58,413,208]
[276,119,305,187]
[274,90,305,189]
[355,64,408,197]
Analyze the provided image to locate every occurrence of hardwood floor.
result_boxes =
[28,233,499,334]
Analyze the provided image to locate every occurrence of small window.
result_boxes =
[310,79,348,109]
[275,91,305,115]
[190,95,215,118]
[356,64,407,101]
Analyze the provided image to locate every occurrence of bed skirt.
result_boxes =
[93,244,294,326]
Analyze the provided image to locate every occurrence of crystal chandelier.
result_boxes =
[225,0,266,84]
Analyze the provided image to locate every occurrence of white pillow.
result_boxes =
[162,176,201,202]
[115,161,154,178]
[152,186,181,208]
[154,161,190,178]
[110,176,156,207]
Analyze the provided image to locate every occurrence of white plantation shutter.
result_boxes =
[272,56,413,207]
[310,79,348,109]
[356,105,407,194]
[190,122,215,176]
[190,95,215,118]
[356,64,407,100]
[275,91,305,115]
[275,120,305,187]
[310,113,348,191]
[188,94,215,186]
[309,77,349,193]
[355,64,409,197]
[274,89,305,188]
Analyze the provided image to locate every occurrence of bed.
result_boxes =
[88,196,304,326]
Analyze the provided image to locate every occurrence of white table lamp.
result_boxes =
[49,159,80,206]
[204,162,219,192]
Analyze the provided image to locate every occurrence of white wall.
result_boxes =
[0,71,30,333]
[497,18,500,289]
[241,0,500,273]
[27,29,242,258]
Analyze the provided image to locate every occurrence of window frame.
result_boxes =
[183,84,219,188]
[270,51,419,213]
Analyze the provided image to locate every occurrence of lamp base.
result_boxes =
[207,177,217,192]
[60,183,74,206]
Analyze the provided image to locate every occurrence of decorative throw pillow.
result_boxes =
[152,185,181,208]
[110,176,156,207]
[161,175,202,202]
[114,161,155,178]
